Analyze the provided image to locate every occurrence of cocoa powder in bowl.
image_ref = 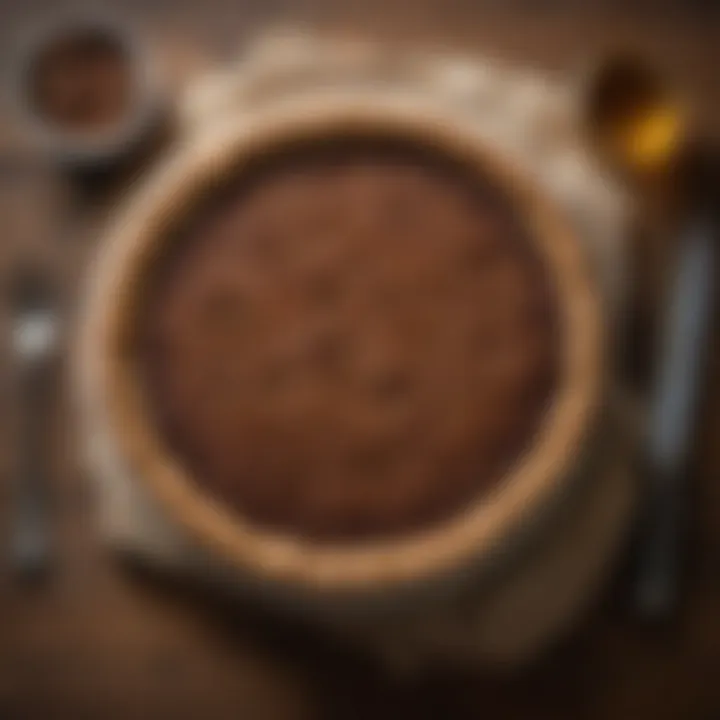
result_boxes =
[29,29,132,133]
[139,136,561,542]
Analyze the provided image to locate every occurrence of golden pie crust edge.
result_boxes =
[79,91,606,595]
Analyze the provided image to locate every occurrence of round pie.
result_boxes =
[138,135,561,542]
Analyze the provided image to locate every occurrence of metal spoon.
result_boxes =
[581,53,717,617]
[9,266,60,579]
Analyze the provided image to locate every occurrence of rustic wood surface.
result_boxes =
[0,2,719,719]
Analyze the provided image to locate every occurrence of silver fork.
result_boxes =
[9,266,60,579]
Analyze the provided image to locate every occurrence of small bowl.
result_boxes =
[12,12,166,170]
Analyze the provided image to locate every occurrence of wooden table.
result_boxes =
[0,2,719,718]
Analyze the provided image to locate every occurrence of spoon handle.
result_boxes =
[10,352,54,580]
[634,218,715,617]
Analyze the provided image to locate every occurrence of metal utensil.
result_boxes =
[634,216,715,616]
[9,266,60,579]
[580,52,687,187]
[581,53,717,617]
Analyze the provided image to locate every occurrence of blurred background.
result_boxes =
[0,1,719,719]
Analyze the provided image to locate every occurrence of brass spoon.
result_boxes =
[583,53,716,617]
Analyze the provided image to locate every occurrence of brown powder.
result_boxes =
[30,30,132,133]
[139,138,561,542]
